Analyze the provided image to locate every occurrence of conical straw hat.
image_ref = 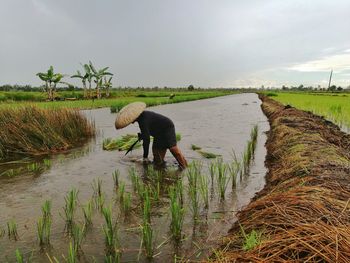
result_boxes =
[115,102,146,129]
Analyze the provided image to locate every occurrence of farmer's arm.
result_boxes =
[138,121,150,158]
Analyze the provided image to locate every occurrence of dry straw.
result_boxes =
[213,95,350,262]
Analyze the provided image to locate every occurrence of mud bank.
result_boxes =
[213,95,350,262]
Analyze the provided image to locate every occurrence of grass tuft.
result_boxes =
[0,106,95,161]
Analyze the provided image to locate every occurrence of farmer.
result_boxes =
[115,102,188,169]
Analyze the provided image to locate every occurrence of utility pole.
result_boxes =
[328,69,333,90]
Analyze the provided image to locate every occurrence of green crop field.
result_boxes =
[269,92,350,129]
[0,89,237,111]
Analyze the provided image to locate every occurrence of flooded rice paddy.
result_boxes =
[0,93,269,262]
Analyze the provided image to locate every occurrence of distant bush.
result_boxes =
[266,92,278,97]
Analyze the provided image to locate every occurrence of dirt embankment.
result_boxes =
[213,95,350,262]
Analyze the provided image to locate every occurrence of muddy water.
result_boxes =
[0,93,269,262]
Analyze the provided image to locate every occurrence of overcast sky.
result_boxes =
[1,0,350,88]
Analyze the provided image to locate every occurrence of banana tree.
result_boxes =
[103,76,113,97]
[36,66,63,101]
[89,61,113,99]
[71,70,88,98]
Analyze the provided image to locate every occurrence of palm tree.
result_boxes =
[37,66,63,101]
[89,61,113,99]
[71,70,88,98]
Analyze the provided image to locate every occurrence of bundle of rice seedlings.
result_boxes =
[103,133,182,151]
[191,144,220,159]
[197,150,220,159]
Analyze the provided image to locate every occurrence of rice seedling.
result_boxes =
[43,159,51,168]
[250,125,258,155]
[37,216,52,246]
[112,169,120,188]
[146,165,162,184]
[216,159,230,201]
[122,192,132,216]
[0,106,95,161]
[92,178,105,211]
[104,254,121,263]
[142,188,151,223]
[0,226,5,238]
[95,193,106,212]
[1,168,22,177]
[229,157,241,188]
[176,178,184,205]
[15,248,24,263]
[150,182,160,202]
[187,162,201,219]
[135,179,145,202]
[209,161,216,186]
[128,167,139,191]
[117,181,125,204]
[41,200,52,220]
[92,178,103,198]
[27,162,43,174]
[168,186,185,241]
[241,125,259,175]
[141,221,154,259]
[62,188,79,231]
[65,241,78,263]
[102,205,120,256]
[7,219,18,240]
[82,200,93,226]
[199,174,209,209]
[71,223,86,253]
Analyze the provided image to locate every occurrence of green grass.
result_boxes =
[239,224,263,251]
[269,92,350,128]
[0,90,237,110]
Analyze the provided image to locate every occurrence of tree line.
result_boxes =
[37,61,113,101]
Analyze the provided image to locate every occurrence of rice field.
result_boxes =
[0,93,268,262]
[268,92,350,129]
[1,132,259,261]
[0,90,237,111]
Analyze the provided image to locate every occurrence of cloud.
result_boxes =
[31,0,53,16]
[288,50,350,73]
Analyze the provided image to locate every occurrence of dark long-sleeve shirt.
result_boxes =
[136,111,175,158]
